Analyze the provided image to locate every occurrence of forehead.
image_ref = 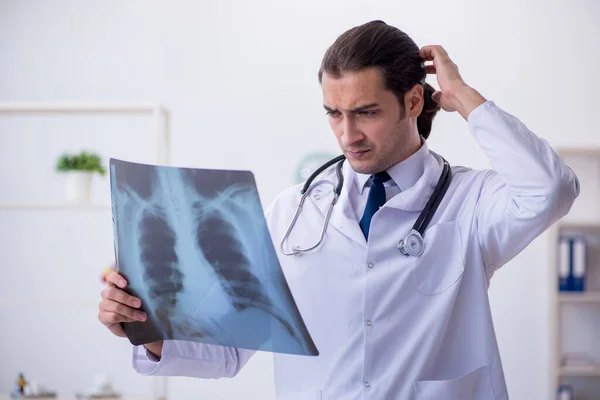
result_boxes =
[321,67,388,108]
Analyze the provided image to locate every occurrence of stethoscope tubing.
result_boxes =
[281,154,451,257]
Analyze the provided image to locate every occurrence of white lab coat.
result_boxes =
[132,101,579,399]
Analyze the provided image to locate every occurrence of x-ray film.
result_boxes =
[109,158,318,356]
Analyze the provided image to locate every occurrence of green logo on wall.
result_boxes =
[294,152,338,184]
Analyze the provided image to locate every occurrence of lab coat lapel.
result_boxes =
[385,152,444,212]
[306,160,367,248]
[304,151,444,246]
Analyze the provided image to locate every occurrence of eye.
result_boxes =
[326,110,341,118]
[359,110,378,117]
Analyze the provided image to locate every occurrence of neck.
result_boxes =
[392,133,422,167]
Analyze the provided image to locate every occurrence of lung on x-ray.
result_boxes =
[109,158,318,356]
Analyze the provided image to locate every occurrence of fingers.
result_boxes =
[106,321,128,338]
[98,309,135,339]
[100,266,114,283]
[99,265,146,338]
[99,298,147,322]
[425,65,436,75]
[101,285,142,309]
[105,270,128,289]
[432,91,443,104]
[419,45,449,62]
[98,308,138,325]
[98,296,145,338]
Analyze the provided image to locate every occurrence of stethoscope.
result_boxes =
[280,154,452,257]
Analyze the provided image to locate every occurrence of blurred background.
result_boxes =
[1,0,599,399]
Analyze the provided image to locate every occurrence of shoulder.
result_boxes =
[448,163,500,200]
[451,164,487,181]
[264,165,339,220]
[265,183,303,216]
[431,150,494,192]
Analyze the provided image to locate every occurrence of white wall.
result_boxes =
[1,0,599,399]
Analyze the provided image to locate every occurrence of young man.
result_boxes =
[99,20,579,399]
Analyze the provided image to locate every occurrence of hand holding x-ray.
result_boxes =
[98,268,163,358]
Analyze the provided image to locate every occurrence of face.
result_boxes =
[322,67,424,174]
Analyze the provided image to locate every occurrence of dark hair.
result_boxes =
[318,20,440,139]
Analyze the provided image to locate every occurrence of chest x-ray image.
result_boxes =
[109,158,318,356]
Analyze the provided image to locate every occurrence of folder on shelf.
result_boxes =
[557,384,573,400]
[558,233,588,292]
[572,236,587,292]
[559,236,571,292]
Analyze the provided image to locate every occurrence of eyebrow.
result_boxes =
[323,103,379,113]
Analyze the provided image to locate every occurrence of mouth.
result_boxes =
[346,149,371,160]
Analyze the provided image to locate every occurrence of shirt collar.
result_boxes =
[354,138,429,194]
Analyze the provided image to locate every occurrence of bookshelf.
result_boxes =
[560,367,600,377]
[558,292,600,304]
[0,204,112,211]
[550,148,600,399]
[0,102,170,210]
[0,102,170,399]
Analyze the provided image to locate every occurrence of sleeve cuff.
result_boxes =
[467,99,495,125]
[132,343,167,375]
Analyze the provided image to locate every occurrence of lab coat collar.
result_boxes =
[384,150,444,212]
[354,138,429,194]
[305,147,444,248]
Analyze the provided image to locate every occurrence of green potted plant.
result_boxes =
[56,151,106,203]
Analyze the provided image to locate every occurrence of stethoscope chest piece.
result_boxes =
[398,229,425,257]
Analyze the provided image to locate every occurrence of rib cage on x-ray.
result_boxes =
[109,158,318,356]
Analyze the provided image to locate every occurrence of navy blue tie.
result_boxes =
[359,171,391,240]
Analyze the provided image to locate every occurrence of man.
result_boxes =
[99,20,579,399]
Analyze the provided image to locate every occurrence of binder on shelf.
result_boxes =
[559,236,571,292]
[572,236,587,292]
[557,384,573,400]
[558,234,587,292]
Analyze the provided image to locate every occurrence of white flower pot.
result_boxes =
[64,171,94,203]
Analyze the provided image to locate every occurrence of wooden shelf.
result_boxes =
[0,102,167,114]
[558,221,600,230]
[560,366,600,377]
[558,148,600,157]
[0,397,160,400]
[559,292,600,303]
[0,204,111,211]
[0,299,99,307]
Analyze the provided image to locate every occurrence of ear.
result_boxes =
[404,84,424,119]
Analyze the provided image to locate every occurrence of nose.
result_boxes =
[340,117,364,147]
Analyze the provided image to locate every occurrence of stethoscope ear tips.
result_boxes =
[398,230,425,257]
